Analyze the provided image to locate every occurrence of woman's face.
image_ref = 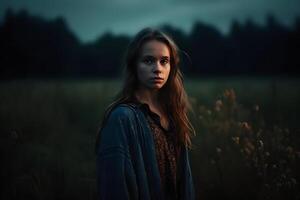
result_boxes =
[136,40,171,91]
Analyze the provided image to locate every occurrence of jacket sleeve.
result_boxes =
[178,146,195,200]
[96,107,138,200]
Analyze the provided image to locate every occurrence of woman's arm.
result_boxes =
[96,106,138,200]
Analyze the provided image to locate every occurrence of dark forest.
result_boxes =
[1,8,300,79]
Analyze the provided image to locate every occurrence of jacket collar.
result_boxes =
[126,97,175,133]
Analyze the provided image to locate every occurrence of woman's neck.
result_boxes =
[134,87,160,108]
[135,87,170,130]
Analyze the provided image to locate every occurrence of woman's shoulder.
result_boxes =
[108,103,140,120]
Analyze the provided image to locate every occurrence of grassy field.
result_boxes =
[0,77,299,200]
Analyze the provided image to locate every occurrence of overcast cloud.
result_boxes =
[1,0,299,42]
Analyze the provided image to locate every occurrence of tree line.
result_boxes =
[1,8,299,79]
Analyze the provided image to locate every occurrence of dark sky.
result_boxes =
[1,0,300,42]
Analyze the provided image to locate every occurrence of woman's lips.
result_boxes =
[151,77,164,82]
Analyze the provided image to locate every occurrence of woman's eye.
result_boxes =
[160,59,169,65]
[143,58,153,65]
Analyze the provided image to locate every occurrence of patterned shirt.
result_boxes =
[132,101,181,200]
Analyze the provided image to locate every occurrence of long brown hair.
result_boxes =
[96,27,195,150]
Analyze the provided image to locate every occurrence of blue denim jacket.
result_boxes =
[96,103,195,200]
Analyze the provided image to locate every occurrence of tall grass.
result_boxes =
[0,77,299,200]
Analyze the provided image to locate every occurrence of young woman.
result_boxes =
[95,27,195,200]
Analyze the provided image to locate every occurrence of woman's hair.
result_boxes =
[96,27,195,150]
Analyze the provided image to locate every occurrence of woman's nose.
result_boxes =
[152,61,162,73]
